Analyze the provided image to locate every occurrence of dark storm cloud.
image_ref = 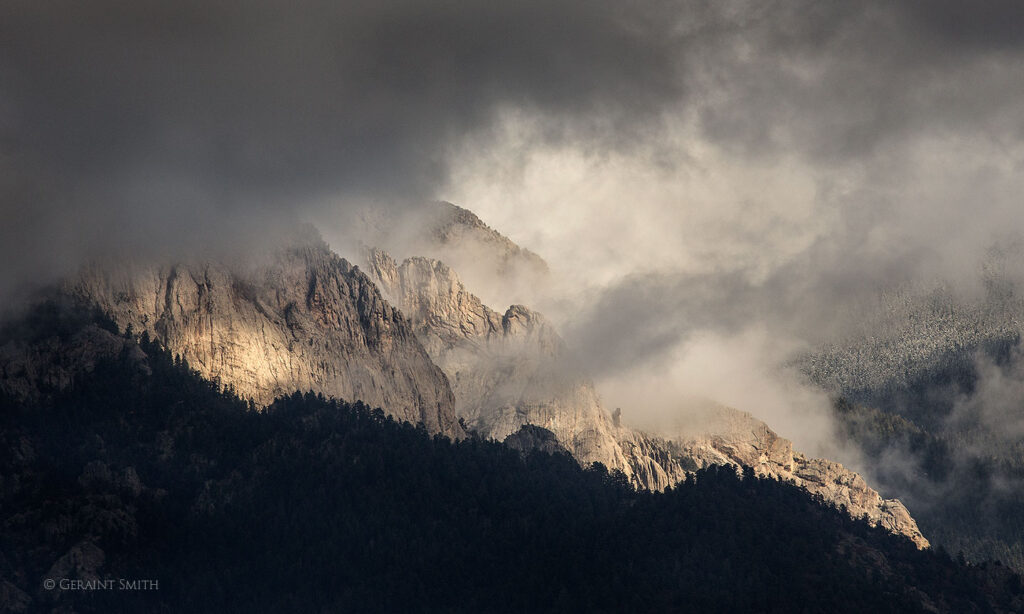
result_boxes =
[527,0,1024,377]
[686,1,1024,163]
[5,0,1024,307]
[1,1,690,192]
[892,1,1024,51]
[0,0,689,299]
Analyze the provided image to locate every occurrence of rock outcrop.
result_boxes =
[671,406,929,548]
[0,308,148,400]
[365,248,685,489]
[350,201,551,310]
[503,424,570,457]
[365,246,928,547]
[52,234,462,438]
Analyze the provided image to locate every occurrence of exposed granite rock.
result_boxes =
[56,236,462,439]
[365,248,685,488]
[671,406,929,549]
[365,246,928,546]
[615,429,690,492]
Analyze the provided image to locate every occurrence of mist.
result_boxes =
[437,3,1024,462]
[0,0,689,302]
[6,1,1024,470]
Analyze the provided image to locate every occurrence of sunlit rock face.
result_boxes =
[62,235,463,439]
[671,407,929,548]
[364,243,928,547]
[2,201,929,547]
[365,248,686,489]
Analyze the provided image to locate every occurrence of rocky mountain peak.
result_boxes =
[428,202,550,276]
[363,239,929,548]
[364,247,662,478]
[502,304,543,335]
[349,202,550,310]
[10,238,464,439]
[0,211,931,550]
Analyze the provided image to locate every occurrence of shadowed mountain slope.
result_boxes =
[365,246,928,547]
[1,332,1017,612]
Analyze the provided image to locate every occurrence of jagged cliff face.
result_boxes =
[364,246,929,547]
[61,238,462,439]
[365,248,686,488]
[0,205,929,547]
[366,249,561,425]
[670,407,929,548]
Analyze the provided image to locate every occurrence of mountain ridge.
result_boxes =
[2,337,1011,612]
[0,206,929,548]
[2,237,463,439]
[363,243,928,547]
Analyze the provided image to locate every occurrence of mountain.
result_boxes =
[1,336,1018,612]
[797,253,1024,570]
[349,200,550,309]
[798,281,1023,427]
[670,406,927,548]
[0,205,927,548]
[365,248,682,487]
[421,201,550,281]
[364,246,928,547]
[2,232,462,439]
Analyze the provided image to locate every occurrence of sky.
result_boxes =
[442,2,1024,455]
[3,1,1024,458]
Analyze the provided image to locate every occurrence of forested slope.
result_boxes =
[1,317,1021,612]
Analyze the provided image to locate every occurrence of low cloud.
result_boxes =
[949,348,1024,452]
[592,326,850,460]
[0,0,692,300]
[437,2,1024,456]
[5,1,1024,466]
